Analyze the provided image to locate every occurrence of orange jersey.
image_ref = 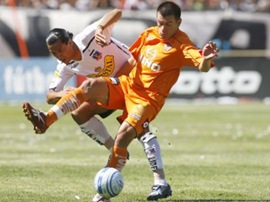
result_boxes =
[128,26,203,98]
[101,27,206,135]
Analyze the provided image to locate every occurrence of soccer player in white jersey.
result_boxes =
[24,9,171,202]
[45,9,132,151]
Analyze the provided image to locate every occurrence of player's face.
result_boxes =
[156,12,181,40]
[47,39,74,64]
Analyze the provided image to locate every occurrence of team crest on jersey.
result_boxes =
[87,55,115,78]
[145,48,157,60]
[164,43,172,51]
[92,51,102,61]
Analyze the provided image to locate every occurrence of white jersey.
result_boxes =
[49,19,131,92]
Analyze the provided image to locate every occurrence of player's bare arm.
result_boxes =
[95,9,122,46]
[115,57,136,77]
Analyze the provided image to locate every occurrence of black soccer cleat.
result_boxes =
[147,183,172,201]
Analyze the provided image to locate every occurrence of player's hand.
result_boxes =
[202,41,219,60]
[95,26,109,47]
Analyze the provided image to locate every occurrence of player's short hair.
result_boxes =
[157,1,181,20]
[46,28,73,45]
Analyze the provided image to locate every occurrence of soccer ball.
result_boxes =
[94,167,124,198]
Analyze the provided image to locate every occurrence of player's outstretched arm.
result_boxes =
[98,9,122,30]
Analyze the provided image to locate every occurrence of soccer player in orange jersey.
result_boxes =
[23,1,218,201]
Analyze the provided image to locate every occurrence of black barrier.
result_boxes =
[211,19,267,50]
[169,57,270,99]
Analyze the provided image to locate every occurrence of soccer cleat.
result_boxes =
[22,102,48,134]
[147,184,172,201]
[92,193,111,202]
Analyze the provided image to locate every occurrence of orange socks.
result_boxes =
[46,88,86,127]
[107,146,127,171]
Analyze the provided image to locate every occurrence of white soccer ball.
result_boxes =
[94,167,124,198]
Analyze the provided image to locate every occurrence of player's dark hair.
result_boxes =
[46,28,73,45]
[157,1,181,20]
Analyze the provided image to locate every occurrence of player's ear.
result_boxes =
[177,18,182,27]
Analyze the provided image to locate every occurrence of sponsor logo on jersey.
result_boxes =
[139,47,161,72]
[87,55,115,77]
[139,53,161,72]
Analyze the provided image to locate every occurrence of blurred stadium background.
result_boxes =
[0,0,270,103]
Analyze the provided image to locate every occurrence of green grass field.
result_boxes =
[1,101,270,202]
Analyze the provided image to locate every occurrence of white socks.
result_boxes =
[79,116,111,149]
[140,132,167,186]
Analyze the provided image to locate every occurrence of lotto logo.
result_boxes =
[171,66,262,95]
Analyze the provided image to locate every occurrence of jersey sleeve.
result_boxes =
[182,45,216,68]
[179,31,215,68]
[48,63,74,92]
[129,32,145,61]
[182,45,203,68]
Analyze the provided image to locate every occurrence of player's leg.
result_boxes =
[118,93,172,200]
[23,77,109,134]
[139,130,172,201]
[106,102,154,173]
[106,121,136,171]
[90,77,127,202]
[71,101,114,151]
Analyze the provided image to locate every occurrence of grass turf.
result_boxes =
[0,101,270,201]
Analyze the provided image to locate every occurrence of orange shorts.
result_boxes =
[100,76,165,136]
